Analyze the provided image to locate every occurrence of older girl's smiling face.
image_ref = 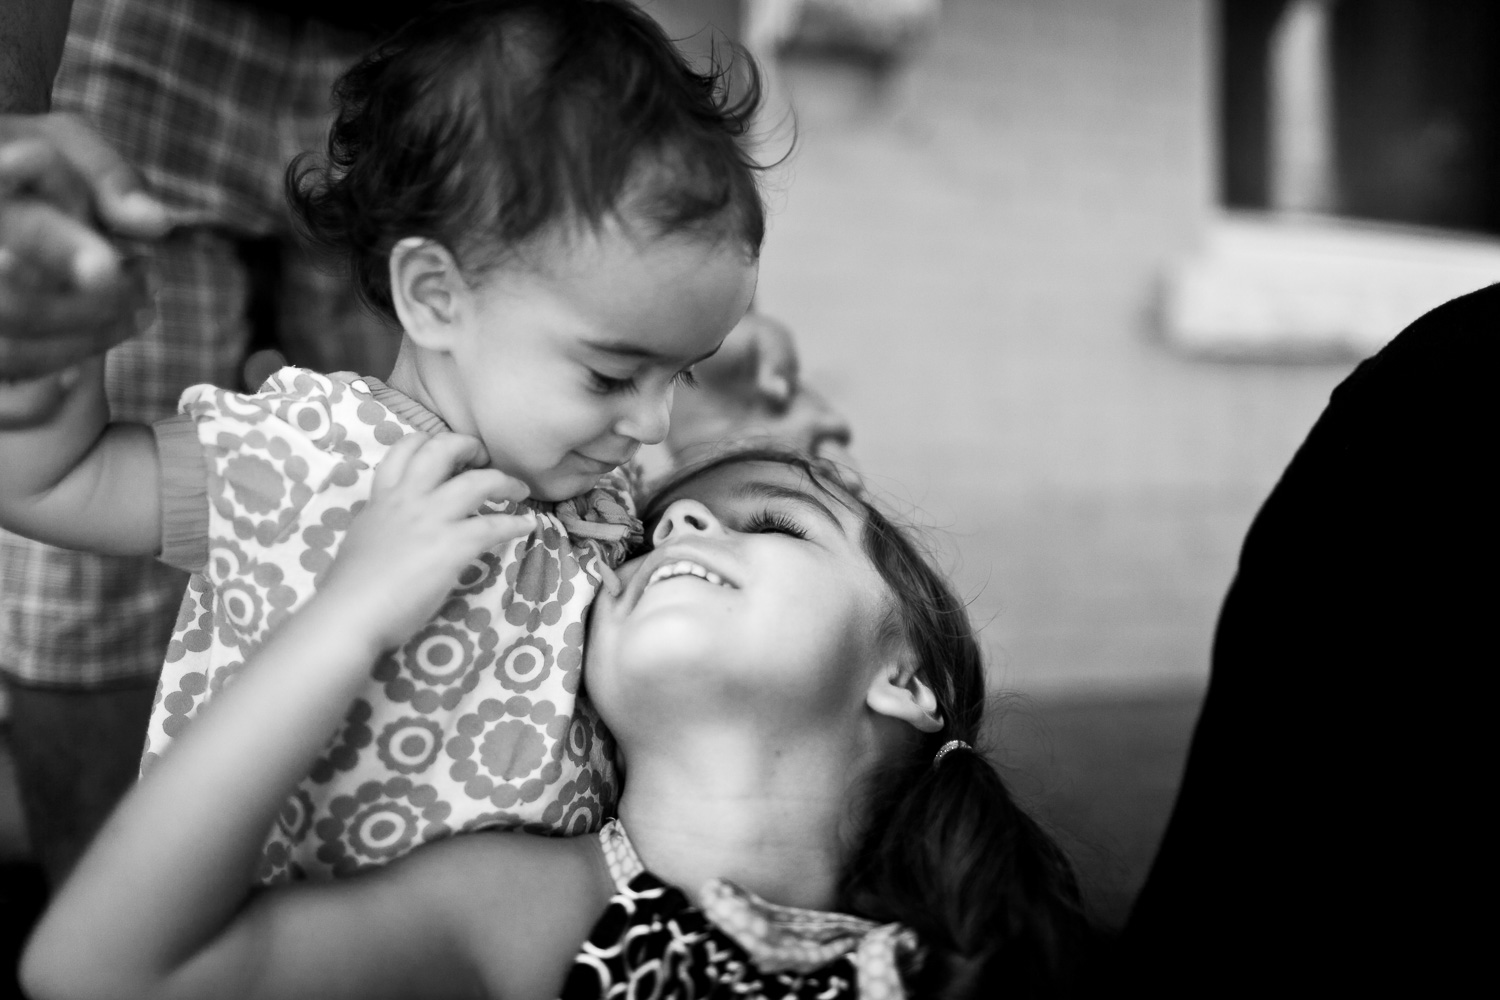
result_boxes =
[585,460,893,738]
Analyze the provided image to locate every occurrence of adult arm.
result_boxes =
[1121,286,1496,993]
[20,433,577,1000]
[1,0,172,383]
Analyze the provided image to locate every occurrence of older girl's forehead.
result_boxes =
[662,461,861,527]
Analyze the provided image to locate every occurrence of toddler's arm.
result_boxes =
[0,353,164,553]
[0,352,165,551]
[21,432,537,1000]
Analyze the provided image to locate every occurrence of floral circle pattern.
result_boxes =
[496,635,553,692]
[404,624,476,685]
[376,716,445,774]
[277,788,316,843]
[313,777,452,876]
[145,369,632,882]
[502,532,578,632]
[453,549,505,597]
[218,579,263,632]
[308,699,375,784]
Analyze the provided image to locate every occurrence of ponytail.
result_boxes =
[840,741,1092,999]
[844,492,1095,997]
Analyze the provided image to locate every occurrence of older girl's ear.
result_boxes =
[866,661,943,733]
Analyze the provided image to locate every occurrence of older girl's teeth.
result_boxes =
[647,560,726,588]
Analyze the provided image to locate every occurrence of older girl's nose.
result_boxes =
[651,498,721,546]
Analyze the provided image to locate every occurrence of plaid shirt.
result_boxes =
[0,0,379,686]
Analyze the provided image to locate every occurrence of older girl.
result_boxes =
[22,443,1089,1000]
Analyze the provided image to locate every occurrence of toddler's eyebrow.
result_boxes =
[733,482,845,536]
[582,338,721,366]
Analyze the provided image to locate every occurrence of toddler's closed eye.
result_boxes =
[587,370,635,394]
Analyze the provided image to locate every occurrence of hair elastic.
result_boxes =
[932,740,971,767]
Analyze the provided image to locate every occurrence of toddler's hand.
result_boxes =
[321,432,533,652]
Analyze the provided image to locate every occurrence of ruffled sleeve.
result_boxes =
[153,412,211,572]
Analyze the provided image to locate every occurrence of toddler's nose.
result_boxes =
[614,387,671,445]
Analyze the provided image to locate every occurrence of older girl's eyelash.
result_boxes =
[672,368,699,390]
[743,510,808,539]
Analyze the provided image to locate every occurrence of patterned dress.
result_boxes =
[563,822,921,999]
[145,368,635,882]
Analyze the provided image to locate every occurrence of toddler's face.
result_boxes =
[443,225,757,500]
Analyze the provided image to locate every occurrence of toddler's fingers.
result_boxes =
[403,431,490,490]
[459,512,537,554]
[369,431,429,493]
[431,467,530,519]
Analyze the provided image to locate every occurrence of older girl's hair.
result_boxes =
[288,0,766,319]
[640,449,1093,999]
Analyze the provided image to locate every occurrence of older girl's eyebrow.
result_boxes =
[732,482,846,536]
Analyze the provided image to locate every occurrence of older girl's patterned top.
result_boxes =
[563,821,920,1000]
[144,368,636,883]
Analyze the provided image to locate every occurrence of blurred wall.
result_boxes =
[755,0,1354,696]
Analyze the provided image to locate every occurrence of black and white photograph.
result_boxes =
[1,1,1491,996]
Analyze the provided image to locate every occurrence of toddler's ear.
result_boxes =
[390,237,464,349]
[866,658,943,733]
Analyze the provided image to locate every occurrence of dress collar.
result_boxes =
[343,373,450,436]
[598,819,921,979]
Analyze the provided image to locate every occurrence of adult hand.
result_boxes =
[697,309,799,408]
[668,310,854,470]
[0,113,171,379]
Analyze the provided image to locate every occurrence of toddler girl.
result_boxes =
[0,0,765,882]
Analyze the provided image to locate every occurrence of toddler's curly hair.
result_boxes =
[289,0,766,319]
